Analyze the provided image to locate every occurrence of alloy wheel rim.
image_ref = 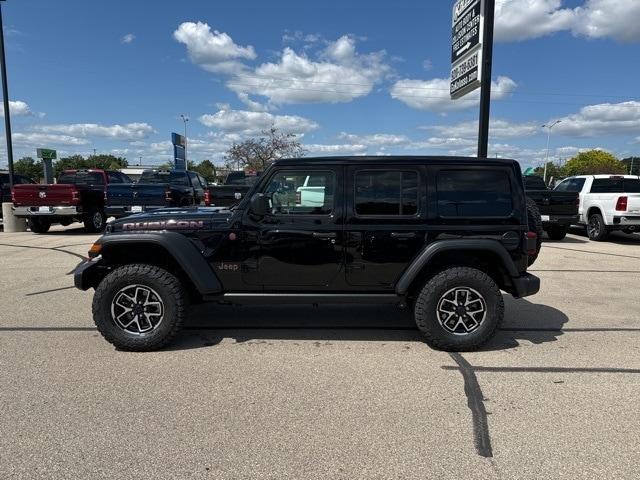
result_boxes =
[110,284,164,335]
[93,212,103,229]
[588,217,599,237]
[436,287,487,335]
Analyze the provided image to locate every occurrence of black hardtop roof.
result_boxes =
[272,155,518,167]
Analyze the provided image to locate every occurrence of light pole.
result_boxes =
[0,0,14,188]
[180,114,189,163]
[542,120,561,183]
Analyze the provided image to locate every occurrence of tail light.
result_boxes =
[525,231,538,256]
[165,189,172,203]
[204,190,211,206]
[615,196,628,212]
[296,191,301,204]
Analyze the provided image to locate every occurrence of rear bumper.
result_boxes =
[13,205,80,217]
[105,205,165,217]
[612,215,640,227]
[511,273,540,299]
[541,214,579,227]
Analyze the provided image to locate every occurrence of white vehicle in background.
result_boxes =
[554,174,640,241]
[296,175,326,207]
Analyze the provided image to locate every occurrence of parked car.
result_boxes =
[206,171,261,207]
[106,169,208,217]
[555,174,640,241]
[12,169,131,233]
[74,156,540,352]
[0,172,36,222]
[523,175,579,240]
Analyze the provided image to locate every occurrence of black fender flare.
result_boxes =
[98,232,222,295]
[395,239,519,295]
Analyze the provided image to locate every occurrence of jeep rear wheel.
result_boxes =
[92,264,186,351]
[414,267,504,351]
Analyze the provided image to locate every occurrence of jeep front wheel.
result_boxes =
[414,267,504,351]
[92,264,186,351]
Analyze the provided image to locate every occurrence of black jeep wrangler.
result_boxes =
[75,157,540,352]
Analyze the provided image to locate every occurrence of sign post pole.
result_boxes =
[0,1,14,188]
[476,0,495,158]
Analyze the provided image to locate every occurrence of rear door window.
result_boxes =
[437,169,513,217]
[354,170,419,216]
[590,178,624,193]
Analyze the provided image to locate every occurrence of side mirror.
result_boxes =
[249,193,270,217]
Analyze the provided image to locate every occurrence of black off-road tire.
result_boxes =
[546,224,568,241]
[92,264,186,351]
[587,213,609,241]
[29,217,51,234]
[83,208,107,233]
[414,267,504,351]
[526,197,543,266]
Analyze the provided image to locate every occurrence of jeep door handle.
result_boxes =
[312,232,337,239]
[390,232,416,239]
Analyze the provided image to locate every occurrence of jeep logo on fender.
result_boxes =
[122,220,204,231]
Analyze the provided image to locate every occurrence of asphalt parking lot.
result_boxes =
[1,224,639,479]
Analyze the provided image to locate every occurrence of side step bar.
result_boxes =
[204,293,405,306]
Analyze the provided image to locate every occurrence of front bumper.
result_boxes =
[74,256,105,290]
[541,214,579,226]
[105,205,165,217]
[511,273,540,299]
[13,205,80,217]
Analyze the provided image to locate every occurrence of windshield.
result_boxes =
[139,171,189,186]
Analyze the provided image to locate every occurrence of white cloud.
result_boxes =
[12,132,90,146]
[173,22,256,74]
[33,122,155,141]
[1,100,37,117]
[198,108,318,135]
[390,76,517,112]
[337,132,411,147]
[495,0,640,42]
[227,35,391,104]
[553,101,640,137]
[304,143,368,155]
[121,33,135,44]
[427,119,539,139]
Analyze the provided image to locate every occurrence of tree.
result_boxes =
[14,157,44,181]
[533,162,563,181]
[225,127,305,171]
[562,150,626,176]
[621,157,640,175]
[187,159,217,182]
[54,154,128,176]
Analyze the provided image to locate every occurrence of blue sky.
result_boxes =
[2,0,640,169]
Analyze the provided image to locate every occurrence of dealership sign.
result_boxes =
[450,0,485,99]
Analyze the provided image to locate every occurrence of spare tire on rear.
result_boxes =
[526,197,543,267]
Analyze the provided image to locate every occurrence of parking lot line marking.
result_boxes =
[530,269,640,273]
[500,327,640,333]
[443,366,640,374]
[26,286,76,296]
[543,245,640,261]
[449,352,493,458]
[0,243,87,261]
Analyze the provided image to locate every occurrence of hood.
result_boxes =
[107,206,232,233]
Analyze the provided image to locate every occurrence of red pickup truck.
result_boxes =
[12,169,131,233]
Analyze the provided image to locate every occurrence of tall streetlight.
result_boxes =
[180,114,189,162]
[542,120,562,183]
[0,0,14,188]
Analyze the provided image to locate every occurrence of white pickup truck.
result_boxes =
[554,175,640,241]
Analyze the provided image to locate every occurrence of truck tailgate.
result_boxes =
[12,184,77,206]
[528,190,578,216]
[625,194,640,214]
[107,183,168,207]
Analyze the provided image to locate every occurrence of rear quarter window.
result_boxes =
[437,169,513,217]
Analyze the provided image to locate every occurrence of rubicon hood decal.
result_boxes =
[121,220,205,231]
